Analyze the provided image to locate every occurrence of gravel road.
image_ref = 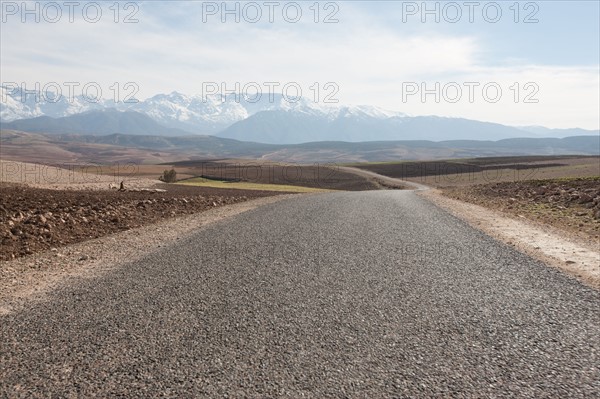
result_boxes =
[1,190,599,397]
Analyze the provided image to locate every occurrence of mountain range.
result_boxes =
[2,109,187,136]
[1,86,598,144]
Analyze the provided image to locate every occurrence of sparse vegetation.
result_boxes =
[178,178,332,193]
[159,169,177,183]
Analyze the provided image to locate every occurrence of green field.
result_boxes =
[177,177,333,193]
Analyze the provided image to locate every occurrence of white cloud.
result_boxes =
[1,1,598,129]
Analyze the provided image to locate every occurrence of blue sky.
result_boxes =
[1,1,599,128]
[363,1,599,65]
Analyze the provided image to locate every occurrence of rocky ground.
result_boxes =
[443,177,600,243]
[0,183,283,261]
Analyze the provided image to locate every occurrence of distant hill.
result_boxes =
[217,111,547,144]
[517,126,600,138]
[57,132,278,156]
[2,129,598,164]
[0,109,189,137]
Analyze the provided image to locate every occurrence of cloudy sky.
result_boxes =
[1,0,599,129]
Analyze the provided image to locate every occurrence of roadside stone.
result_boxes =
[578,194,593,204]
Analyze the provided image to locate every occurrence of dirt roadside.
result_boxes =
[0,194,299,316]
[442,178,600,247]
[0,182,285,261]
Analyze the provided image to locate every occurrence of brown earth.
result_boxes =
[1,159,380,191]
[167,160,380,191]
[0,183,285,261]
[0,159,375,262]
[354,156,600,187]
[353,156,600,243]
[0,130,188,165]
[442,177,600,244]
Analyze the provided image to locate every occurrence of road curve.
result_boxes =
[1,190,599,397]
[338,166,430,191]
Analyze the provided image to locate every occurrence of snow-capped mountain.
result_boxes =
[120,92,408,133]
[1,86,406,134]
[3,108,189,137]
[3,86,597,143]
[121,92,247,133]
[0,85,112,121]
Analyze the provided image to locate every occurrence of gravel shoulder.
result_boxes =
[0,194,299,316]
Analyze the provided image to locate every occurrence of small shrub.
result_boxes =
[159,169,177,183]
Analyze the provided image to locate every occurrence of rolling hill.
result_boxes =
[216,111,543,144]
[0,109,189,137]
[2,129,598,164]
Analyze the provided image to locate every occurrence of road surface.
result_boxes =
[1,190,599,397]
